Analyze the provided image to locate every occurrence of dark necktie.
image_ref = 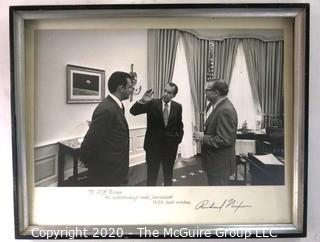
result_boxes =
[163,103,169,127]
[121,103,125,114]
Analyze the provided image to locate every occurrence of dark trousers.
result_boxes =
[87,169,128,186]
[146,146,178,186]
[206,173,229,186]
[87,176,128,186]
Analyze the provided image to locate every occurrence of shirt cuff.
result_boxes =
[137,100,145,104]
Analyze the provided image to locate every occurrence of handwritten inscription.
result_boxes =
[194,199,252,212]
[88,190,251,212]
[88,189,182,204]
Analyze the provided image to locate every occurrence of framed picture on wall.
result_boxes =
[67,64,105,103]
[10,3,309,239]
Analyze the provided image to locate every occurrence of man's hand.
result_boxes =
[139,89,154,103]
[193,131,204,142]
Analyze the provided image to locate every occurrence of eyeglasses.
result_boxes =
[205,88,215,92]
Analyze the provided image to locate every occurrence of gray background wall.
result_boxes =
[33,29,148,186]
[34,29,147,146]
[1,0,319,241]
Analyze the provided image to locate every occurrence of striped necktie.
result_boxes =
[163,103,169,127]
[205,103,213,122]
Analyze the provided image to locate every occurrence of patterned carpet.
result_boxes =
[172,162,208,186]
[63,155,249,186]
[135,155,208,186]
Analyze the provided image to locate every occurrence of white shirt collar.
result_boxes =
[109,93,123,109]
[213,96,227,109]
[162,100,171,110]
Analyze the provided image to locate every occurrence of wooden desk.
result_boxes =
[58,138,83,186]
[236,130,267,155]
[246,153,284,185]
[237,130,266,140]
[229,130,266,185]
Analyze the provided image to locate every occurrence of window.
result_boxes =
[228,44,261,130]
[172,39,197,158]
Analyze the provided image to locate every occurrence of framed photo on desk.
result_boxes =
[10,3,308,239]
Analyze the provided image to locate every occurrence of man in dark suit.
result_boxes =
[193,80,238,185]
[80,71,134,186]
[130,83,184,186]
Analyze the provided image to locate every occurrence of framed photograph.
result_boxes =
[66,64,105,103]
[10,3,309,239]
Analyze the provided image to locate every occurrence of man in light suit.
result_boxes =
[193,80,238,185]
[130,83,184,186]
[80,71,134,186]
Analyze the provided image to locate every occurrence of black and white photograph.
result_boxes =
[67,64,105,103]
[37,29,285,187]
[10,4,308,239]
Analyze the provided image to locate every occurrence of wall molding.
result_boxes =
[35,127,147,186]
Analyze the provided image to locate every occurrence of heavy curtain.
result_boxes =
[147,29,180,97]
[181,32,239,131]
[242,39,284,127]
[181,32,210,132]
[212,38,240,84]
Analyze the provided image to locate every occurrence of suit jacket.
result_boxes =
[130,99,184,153]
[201,98,238,176]
[80,95,129,185]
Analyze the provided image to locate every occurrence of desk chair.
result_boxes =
[266,127,284,157]
[229,155,247,185]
